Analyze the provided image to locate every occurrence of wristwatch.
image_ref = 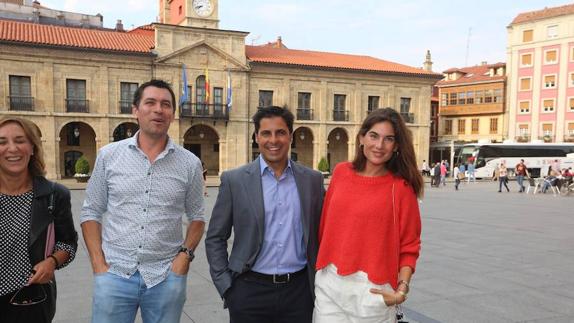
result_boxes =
[178,246,195,262]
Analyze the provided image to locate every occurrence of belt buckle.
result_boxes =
[273,273,289,284]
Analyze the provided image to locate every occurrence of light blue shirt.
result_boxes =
[80,132,205,288]
[251,157,306,275]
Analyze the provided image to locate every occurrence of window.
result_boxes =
[458,92,466,105]
[368,96,379,112]
[568,123,574,136]
[544,75,556,88]
[298,92,312,120]
[493,89,503,103]
[298,92,311,110]
[66,79,87,112]
[547,25,558,39]
[520,53,533,67]
[569,98,574,111]
[441,93,447,106]
[457,119,466,134]
[518,124,529,135]
[490,118,498,134]
[8,75,32,111]
[522,29,533,42]
[186,85,192,102]
[484,89,493,103]
[214,87,223,105]
[542,124,553,136]
[66,123,80,146]
[466,91,474,104]
[571,47,574,62]
[195,75,206,104]
[333,94,347,121]
[543,99,555,112]
[569,73,574,87]
[545,49,557,64]
[444,120,453,134]
[471,119,479,134]
[400,97,411,113]
[258,90,273,108]
[475,90,483,104]
[449,92,457,105]
[120,82,137,113]
[519,101,530,113]
[520,78,531,91]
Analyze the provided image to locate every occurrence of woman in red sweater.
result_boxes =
[314,108,423,322]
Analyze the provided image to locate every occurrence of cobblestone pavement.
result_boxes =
[54,180,574,323]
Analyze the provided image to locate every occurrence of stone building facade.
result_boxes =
[0,0,441,179]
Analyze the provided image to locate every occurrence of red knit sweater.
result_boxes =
[316,162,422,289]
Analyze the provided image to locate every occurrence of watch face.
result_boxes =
[192,0,213,17]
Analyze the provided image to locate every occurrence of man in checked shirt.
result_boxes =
[80,79,205,323]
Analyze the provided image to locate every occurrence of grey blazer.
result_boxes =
[205,158,325,299]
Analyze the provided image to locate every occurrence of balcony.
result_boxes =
[400,112,415,123]
[119,100,132,114]
[515,135,531,143]
[180,102,229,120]
[66,99,89,113]
[333,110,349,121]
[564,134,574,143]
[538,135,555,143]
[297,108,313,120]
[8,96,34,111]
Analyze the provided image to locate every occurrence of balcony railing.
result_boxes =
[538,135,555,143]
[564,134,574,142]
[515,135,531,143]
[297,108,313,120]
[333,110,349,121]
[180,102,229,120]
[400,112,415,123]
[66,99,89,113]
[8,96,34,111]
[119,100,132,114]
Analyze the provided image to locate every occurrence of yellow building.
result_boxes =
[0,0,441,179]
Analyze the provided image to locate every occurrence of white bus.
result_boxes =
[457,143,574,178]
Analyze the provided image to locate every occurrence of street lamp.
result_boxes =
[335,132,341,141]
[299,132,305,140]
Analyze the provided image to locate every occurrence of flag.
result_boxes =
[226,69,232,110]
[204,68,210,103]
[179,64,188,106]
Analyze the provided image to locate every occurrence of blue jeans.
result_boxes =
[92,271,187,323]
[516,175,524,192]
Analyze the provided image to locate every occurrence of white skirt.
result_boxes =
[313,264,396,323]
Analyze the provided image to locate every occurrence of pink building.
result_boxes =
[507,4,574,143]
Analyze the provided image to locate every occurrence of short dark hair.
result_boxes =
[132,79,176,112]
[252,106,294,134]
[352,108,423,198]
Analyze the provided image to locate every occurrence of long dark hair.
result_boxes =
[352,108,423,198]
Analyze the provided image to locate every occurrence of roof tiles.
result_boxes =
[246,45,440,76]
[437,63,506,86]
[511,3,574,25]
[0,19,154,53]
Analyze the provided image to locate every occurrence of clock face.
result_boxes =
[192,0,213,17]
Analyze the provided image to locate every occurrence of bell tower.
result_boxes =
[159,0,219,29]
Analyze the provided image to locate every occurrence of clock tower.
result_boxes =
[159,0,219,29]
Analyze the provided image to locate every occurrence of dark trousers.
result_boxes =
[226,268,313,323]
[0,291,52,323]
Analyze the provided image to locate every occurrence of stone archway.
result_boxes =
[183,124,220,175]
[292,127,314,168]
[327,128,349,172]
[113,122,139,142]
[59,122,97,177]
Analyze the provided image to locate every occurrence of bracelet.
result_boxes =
[398,280,410,293]
[397,290,408,300]
[48,255,60,268]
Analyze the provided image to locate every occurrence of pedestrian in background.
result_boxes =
[453,164,461,191]
[515,159,528,193]
[440,161,447,186]
[497,161,510,192]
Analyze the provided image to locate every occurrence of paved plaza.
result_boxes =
[53,180,574,323]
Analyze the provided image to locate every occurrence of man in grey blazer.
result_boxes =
[205,106,325,323]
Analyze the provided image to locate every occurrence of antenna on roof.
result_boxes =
[251,35,261,45]
[465,27,472,66]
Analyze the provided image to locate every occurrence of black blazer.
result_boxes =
[29,176,78,321]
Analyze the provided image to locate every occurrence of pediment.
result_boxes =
[155,40,248,70]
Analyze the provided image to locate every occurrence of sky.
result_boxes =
[40,0,572,73]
